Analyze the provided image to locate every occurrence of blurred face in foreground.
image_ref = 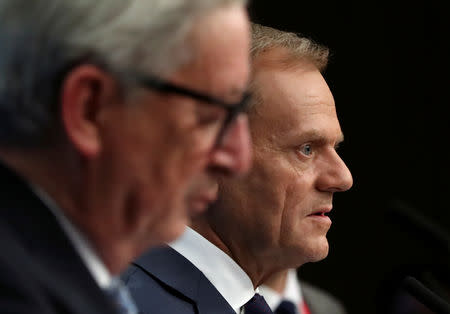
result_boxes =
[209,48,353,269]
[61,4,251,265]
[110,6,252,246]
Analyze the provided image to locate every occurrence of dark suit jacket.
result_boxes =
[122,246,236,314]
[0,162,119,314]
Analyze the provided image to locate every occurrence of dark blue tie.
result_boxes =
[104,278,138,314]
[275,300,298,314]
[244,293,274,314]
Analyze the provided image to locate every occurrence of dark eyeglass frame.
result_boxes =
[133,74,251,146]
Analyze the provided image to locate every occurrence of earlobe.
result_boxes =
[60,65,112,158]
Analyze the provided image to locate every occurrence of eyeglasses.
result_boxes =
[133,74,251,146]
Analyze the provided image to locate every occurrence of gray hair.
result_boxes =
[246,24,330,112]
[0,0,245,147]
[250,23,329,72]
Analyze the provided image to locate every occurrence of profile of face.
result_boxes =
[212,49,353,266]
[120,6,252,246]
[63,5,252,251]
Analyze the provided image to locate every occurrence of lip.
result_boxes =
[307,207,332,224]
[307,214,332,227]
[308,207,332,216]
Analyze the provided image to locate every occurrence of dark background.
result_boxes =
[248,1,450,313]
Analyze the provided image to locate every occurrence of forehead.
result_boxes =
[183,5,250,98]
[250,60,342,145]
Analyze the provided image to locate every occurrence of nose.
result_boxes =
[316,150,353,193]
[208,115,252,176]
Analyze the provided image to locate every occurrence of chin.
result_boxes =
[187,200,210,217]
[309,248,329,262]
[147,216,188,247]
[303,238,329,263]
[164,220,188,243]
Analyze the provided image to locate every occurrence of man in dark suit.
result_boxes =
[0,0,251,313]
[123,24,353,314]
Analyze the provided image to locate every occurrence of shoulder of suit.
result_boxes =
[301,281,347,314]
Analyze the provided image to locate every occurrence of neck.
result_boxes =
[191,216,294,288]
[263,269,289,294]
[0,146,82,222]
[0,147,138,275]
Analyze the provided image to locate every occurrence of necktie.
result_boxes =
[275,300,298,314]
[104,278,138,314]
[244,293,274,314]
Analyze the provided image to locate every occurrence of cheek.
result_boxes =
[103,115,193,205]
[168,134,213,191]
[235,157,295,238]
[239,166,285,221]
[251,154,308,220]
[146,115,213,187]
[278,169,320,240]
[283,178,311,220]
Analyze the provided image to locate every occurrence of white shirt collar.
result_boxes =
[258,285,282,310]
[31,185,113,289]
[169,227,256,313]
[259,269,303,311]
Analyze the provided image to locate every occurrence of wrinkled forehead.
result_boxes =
[248,62,342,144]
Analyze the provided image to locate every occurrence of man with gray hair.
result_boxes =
[248,25,350,314]
[0,1,251,313]
[123,23,352,314]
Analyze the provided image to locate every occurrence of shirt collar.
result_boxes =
[169,227,256,313]
[258,285,282,310]
[259,269,303,311]
[31,185,113,289]
[285,269,303,305]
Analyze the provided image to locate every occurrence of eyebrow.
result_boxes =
[297,130,345,145]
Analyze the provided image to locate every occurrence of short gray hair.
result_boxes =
[0,0,245,147]
[246,24,330,112]
[251,23,329,72]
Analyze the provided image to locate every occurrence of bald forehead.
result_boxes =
[247,55,342,147]
[247,49,327,116]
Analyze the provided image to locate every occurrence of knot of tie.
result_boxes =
[244,293,274,314]
[275,300,298,314]
[104,278,138,314]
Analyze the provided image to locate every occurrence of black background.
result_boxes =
[248,1,450,313]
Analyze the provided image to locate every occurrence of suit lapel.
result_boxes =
[196,274,239,314]
[135,246,236,314]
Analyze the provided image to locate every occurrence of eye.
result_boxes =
[197,112,222,126]
[196,107,225,127]
[298,144,313,157]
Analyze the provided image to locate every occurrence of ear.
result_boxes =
[60,65,118,158]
